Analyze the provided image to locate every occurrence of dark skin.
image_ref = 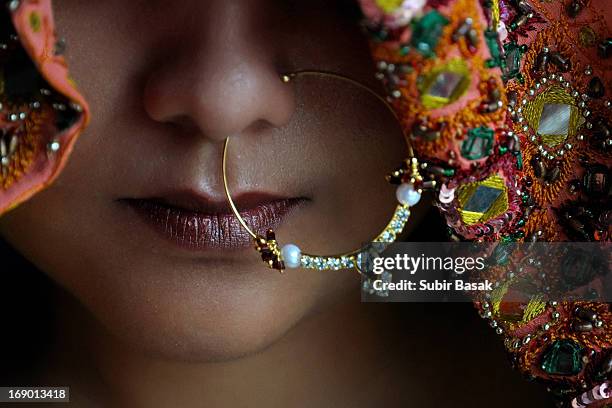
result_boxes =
[0,0,553,406]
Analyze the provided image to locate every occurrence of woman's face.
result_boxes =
[0,0,409,360]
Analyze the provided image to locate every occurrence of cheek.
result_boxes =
[265,82,407,254]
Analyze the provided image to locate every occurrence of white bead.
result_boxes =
[396,183,421,206]
[48,141,61,152]
[281,244,301,268]
[496,22,508,41]
[438,184,455,204]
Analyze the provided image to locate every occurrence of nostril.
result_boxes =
[165,115,201,133]
[243,119,276,135]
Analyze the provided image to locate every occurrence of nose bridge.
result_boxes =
[193,25,272,127]
[199,0,258,73]
[143,0,295,141]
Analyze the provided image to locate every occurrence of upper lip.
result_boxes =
[138,189,289,214]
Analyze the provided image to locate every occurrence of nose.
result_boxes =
[142,1,295,142]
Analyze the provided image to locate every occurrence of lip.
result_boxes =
[120,191,307,251]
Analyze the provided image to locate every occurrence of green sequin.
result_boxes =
[541,340,584,376]
[485,30,503,68]
[502,42,527,81]
[410,11,449,58]
[461,127,494,160]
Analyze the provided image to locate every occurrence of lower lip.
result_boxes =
[122,198,304,250]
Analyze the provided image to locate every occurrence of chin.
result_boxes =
[71,260,334,362]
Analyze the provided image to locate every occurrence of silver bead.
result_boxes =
[8,0,20,12]
[48,141,61,153]
[8,135,17,155]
